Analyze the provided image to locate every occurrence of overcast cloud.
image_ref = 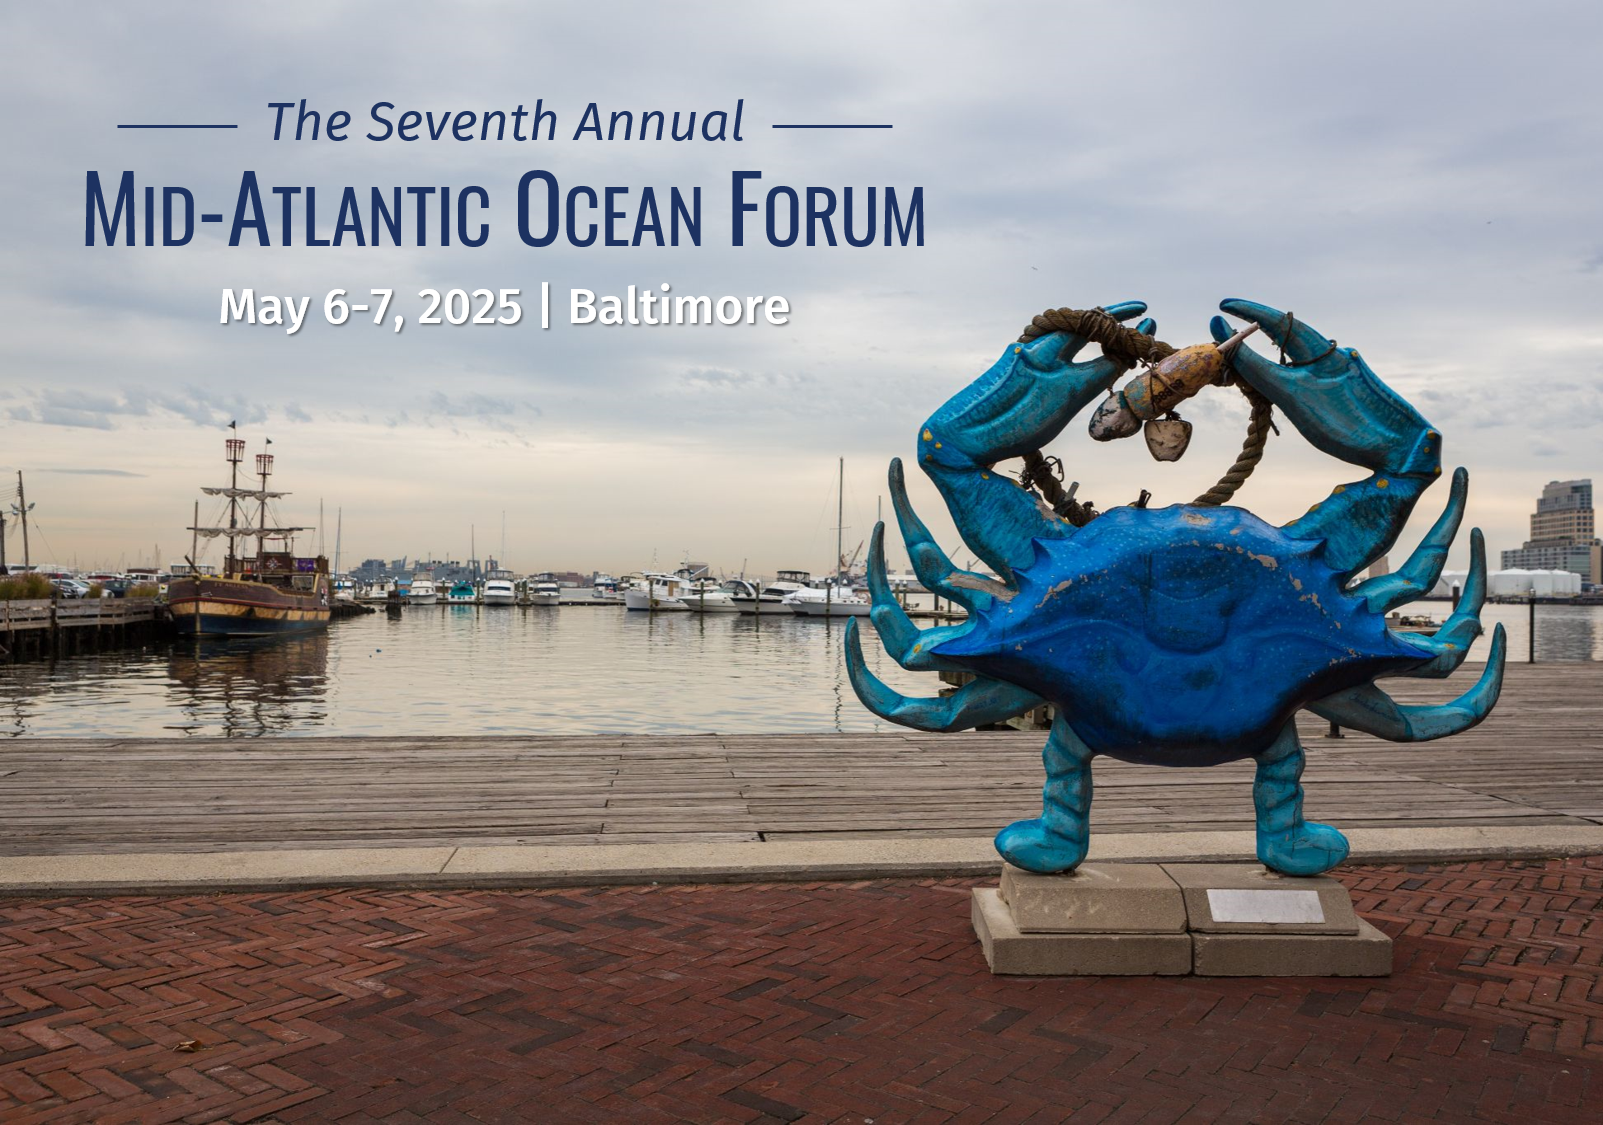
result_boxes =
[1,2,1599,575]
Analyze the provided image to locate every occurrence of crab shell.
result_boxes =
[933,504,1430,766]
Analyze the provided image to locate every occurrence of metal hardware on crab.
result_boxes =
[846,298,1505,878]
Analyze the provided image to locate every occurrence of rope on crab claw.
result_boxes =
[1015,307,1274,514]
[1019,307,1177,369]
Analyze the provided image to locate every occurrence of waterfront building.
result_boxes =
[1501,479,1600,586]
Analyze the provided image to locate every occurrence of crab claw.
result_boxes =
[925,301,1150,472]
[920,301,1150,577]
[1210,300,1437,477]
[1211,300,1444,578]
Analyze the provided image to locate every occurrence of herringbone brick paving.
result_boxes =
[0,859,1598,1124]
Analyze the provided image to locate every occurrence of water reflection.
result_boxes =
[1534,605,1596,663]
[0,600,1597,738]
[165,633,330,736]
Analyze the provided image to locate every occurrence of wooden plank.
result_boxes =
[0,663,1597,855]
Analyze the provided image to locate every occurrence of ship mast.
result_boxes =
[225,437,245,577]
[256,449,275,563]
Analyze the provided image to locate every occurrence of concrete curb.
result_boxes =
[1,825,1600,897]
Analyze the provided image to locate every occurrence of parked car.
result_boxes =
[51,579,91,599]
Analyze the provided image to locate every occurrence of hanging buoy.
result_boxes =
[1088,324,1260,460]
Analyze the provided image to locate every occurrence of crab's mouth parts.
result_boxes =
[1138,545,1246,654]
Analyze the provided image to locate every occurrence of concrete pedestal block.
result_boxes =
[971,888,1192,976]
[999,863,1185,933]
[973,861,1393,977]
[1160,863,1360,935]
[1191,918,1393,977]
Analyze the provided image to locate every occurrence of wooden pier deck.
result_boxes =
[0,664,1597,857]
[1,597,159,662]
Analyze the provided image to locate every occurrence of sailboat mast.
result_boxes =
[836,457,844,584]
[334,507,342,573]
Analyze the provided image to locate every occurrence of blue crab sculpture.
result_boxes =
[846,299,1505,877]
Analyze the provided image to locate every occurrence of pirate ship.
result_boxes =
[167,436,331,637]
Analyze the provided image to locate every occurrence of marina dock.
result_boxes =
[1,663,1596,858]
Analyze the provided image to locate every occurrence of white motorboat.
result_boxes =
[681,578,739,613]
[358,579,394,603]
[731,569,811,615]
[623,572,692,611]
[482,570,517,605]
[588,575,625,604]
[409,576,438,605]
[785,584,873,618]
[527,575,562,606]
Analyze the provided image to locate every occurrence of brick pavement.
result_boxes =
[0,858,1598,1124]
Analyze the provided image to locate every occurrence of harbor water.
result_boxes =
[0,601,1599,738]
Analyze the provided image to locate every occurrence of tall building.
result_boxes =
[1501,479,1600,585]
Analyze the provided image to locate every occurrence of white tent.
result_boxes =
[1487,568,1582,597]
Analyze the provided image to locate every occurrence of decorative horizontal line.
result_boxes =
[771,124,893,130]
[117,124,238,129]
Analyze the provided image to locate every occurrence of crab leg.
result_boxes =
[1386,528,1488,679]
[844,619,1041,732]
[1351,467,1467,614]
[920,302,1153,579]
[1210,300,1440,580]
[1309,625,1506,739]
[863,521,971,672]
[994,716,1095,874]
[889,458,1011,613]
[1253,722,1351,876]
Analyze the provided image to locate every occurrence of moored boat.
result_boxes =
[588,574,624,604]
[785,583,872,618]
[167,437,332,637]
[731,569,811,615]
[358,579,395,603]
[526,573,562,606]
[623,572,692,611]
[482,569,517,605]
[681,577,739,613]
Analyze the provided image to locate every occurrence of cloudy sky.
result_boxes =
[1,2,1599,577]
